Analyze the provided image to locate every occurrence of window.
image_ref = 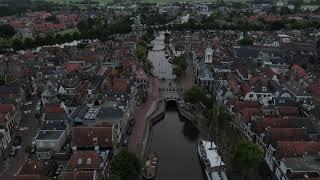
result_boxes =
[249,94,253,98]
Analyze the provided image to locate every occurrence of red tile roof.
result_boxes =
[0,104,16,113]
[45,104,64,113]
[255,117,289,133]
[278,107,300,116]
[240,83,252,95]
[276,141,320,158]
[308,82,320,99]
[269,128,305,141]
[66,63,82,72]
[65,151,102,171]
[14,175,43,180]
[290,64,307,79]
[239,108,260,123]
[235,101,260,112]
[72,126,113,148]
[112,79,129,92]
[18,160,54,176]
[60,170,103,180]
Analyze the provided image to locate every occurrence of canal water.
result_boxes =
[148,104,206,180]
[147,32,206,180]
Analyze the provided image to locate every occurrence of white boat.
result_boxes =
[198,140,228,180]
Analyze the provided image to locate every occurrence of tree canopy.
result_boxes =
[230,141,263,177]
[173,55,188,77]
[205,106,232,130]
[184,85,205,104]
[0,24,16,39]
[110,150,141,180]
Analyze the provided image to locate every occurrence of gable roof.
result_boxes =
[65,151,102,171]
[276,141,320,158]
[72,126,113,148]
[239,108,260,123]
[255,117,289,133]
[18,160,55,176]
[59,170,103,180]
[0,104,16,113]
[268,128,305,142]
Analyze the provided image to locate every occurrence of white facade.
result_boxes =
[205,48,213,64]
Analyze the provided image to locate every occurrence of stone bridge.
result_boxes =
[159,81,183,102]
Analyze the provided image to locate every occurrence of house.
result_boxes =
[64,151,109,178]
[0,104,21,135]
[18,159,57,177]
[59,170,103,180]
[195,60,215,91]
[34,130,67,160]
[72,125,116,151]
[94,100,130,142]
[41,80,59,106]
[279,155,320,179]
[265,141,320,180]
[135,67,148,91]
[58,77,82,97]
[213,80,233,105]
[264,128,306,143]
[283,80,312,105]
[173,43,185,57]
[0,129,11,158]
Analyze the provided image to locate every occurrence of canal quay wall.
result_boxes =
[177,102,201,130]
[137,99,166,160]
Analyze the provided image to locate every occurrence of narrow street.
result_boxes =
[128,78,159,153]
[0,97,40,180]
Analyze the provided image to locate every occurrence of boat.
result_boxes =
[198,140,228,180]
[142,152,158,180]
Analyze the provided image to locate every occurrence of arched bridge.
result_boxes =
[159,81,183,102]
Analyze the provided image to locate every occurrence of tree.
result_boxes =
[106,175,121,180]
[45,15,59,23]
[205,106,232,132]
[25,145,32,154]
[0,24,16,39]
[111,150,141,180]
[239,36,253,46]
[184,85,205,104]
[23,37,34,49]
[230,141,263,178]
[12,38,23,50]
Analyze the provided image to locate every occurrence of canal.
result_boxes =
[147,32,205,180]
[147,103,206,180]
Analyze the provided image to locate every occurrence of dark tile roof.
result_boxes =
[72,126,113,148]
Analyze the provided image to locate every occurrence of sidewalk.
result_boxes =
[128,78,159,154]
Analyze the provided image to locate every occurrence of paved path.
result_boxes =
[128,78,159,153]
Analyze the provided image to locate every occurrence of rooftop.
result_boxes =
[35,130,65,140]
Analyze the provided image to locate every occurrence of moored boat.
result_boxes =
[198,140,228,180]
[142,152,158,180]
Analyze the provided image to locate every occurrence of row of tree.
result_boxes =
[173,55,188,78]
[5,31,81,51]
[184,85,263,179]
[1,16,133,51]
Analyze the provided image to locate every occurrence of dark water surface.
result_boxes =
[148,105,206,180]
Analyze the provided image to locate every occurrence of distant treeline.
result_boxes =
[0,0,57,17]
